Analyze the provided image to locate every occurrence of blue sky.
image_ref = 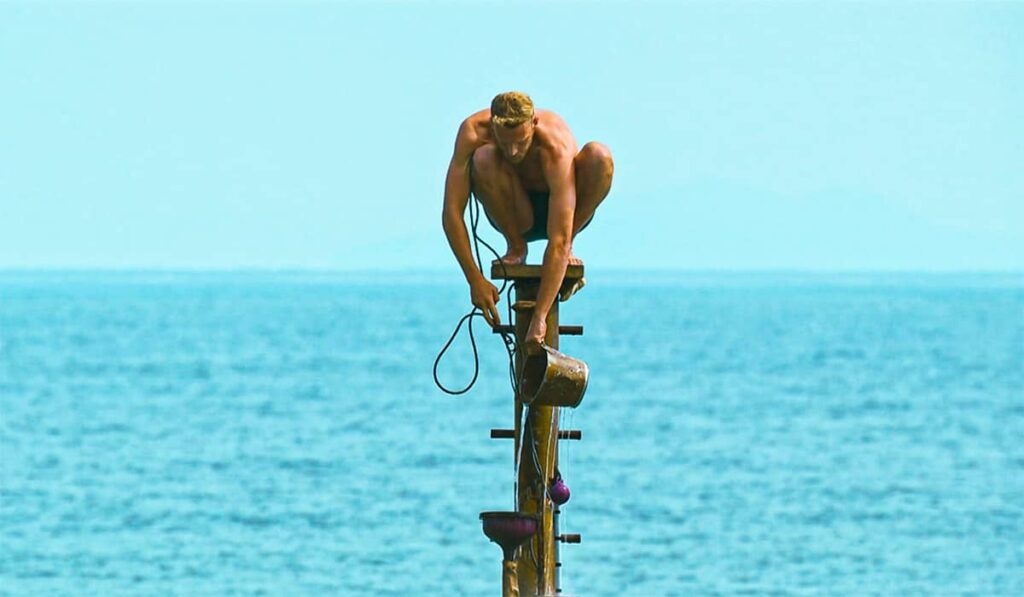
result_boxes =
[1,1,1021,271]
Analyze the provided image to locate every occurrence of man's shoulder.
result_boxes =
[536,111,575,155]
[537,109,567,126]
[538,110,574,138]
[458,110,493,144]
[462,109,491,131]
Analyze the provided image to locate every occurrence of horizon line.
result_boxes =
[1,266,1021,276]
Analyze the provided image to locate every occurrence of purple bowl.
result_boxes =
[480,511,538,560]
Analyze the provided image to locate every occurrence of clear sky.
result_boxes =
[2,1,1021,271]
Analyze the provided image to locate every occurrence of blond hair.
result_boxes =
[490,91,535,128]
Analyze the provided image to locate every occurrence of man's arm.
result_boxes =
[441,119,501,327]
[525,148,576,349]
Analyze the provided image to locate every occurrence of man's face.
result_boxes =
[492,118,536,164]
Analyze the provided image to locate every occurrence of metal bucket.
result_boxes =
[519,345,589,408]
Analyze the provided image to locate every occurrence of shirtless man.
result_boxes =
[441,91,614,351]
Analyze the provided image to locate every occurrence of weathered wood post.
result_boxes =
[490,262,585,596]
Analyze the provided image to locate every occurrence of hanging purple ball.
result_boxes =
[550,477,571,505]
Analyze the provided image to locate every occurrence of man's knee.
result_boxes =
[576,142,614,175]
[471,145,504,183]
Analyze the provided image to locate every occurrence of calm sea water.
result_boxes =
[1,271,1022,596]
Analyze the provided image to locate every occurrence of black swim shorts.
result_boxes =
[485,191,592,242]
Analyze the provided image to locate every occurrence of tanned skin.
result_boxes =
[441,108,614,352]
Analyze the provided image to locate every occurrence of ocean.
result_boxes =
[1,271,1022,595]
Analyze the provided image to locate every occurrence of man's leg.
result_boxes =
[470,145,534,265]
[568,142,614,264]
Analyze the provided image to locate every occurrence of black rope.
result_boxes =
[433,190,522,396]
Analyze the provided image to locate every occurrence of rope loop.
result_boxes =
[433,193,520,396]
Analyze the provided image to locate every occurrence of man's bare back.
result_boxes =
[441,91,613,351]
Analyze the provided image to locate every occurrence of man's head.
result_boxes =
[490,91,538,164]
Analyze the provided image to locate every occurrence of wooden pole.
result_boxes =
[492,263,584,596]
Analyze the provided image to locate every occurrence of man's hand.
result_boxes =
[470,277,501,328]
[524,315,547,355]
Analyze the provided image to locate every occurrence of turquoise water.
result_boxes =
[1,271,1022,595]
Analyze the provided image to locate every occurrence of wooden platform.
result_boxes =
[490,263,584,281]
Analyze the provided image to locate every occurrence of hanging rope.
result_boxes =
[433,191,521,396]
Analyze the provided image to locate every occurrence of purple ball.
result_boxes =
[550,478,571,505]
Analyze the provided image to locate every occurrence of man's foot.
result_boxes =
[493,241,527,265]
[568,249,584,266]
